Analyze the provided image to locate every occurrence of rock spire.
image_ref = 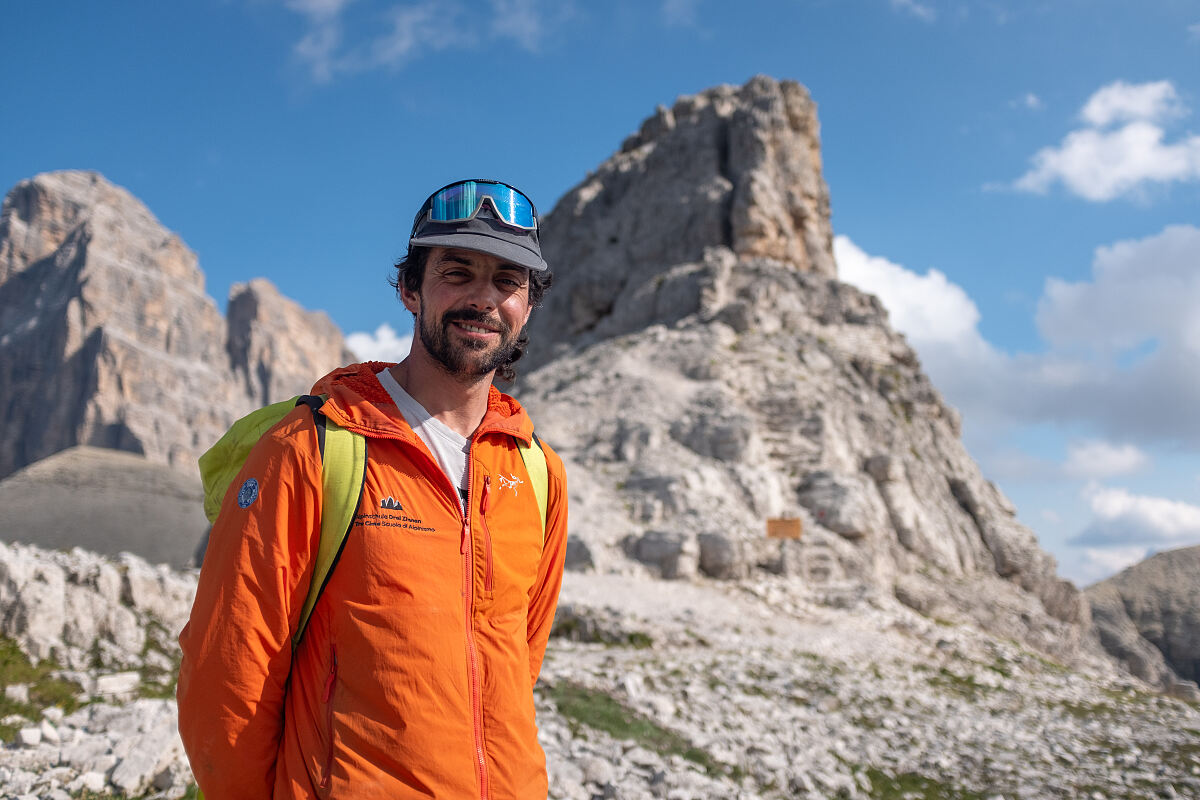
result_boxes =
[529,76,835,366]
[519,76,1095,663]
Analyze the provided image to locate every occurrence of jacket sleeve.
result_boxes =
[526,443,568,685]
[177,411,322,799]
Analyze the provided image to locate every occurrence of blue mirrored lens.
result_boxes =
[428,181,535,228]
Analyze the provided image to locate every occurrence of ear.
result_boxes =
[400,283,421,315]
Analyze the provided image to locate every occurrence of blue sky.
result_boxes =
[4,0,1199,584]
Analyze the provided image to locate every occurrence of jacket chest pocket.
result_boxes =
[479,473,544,607]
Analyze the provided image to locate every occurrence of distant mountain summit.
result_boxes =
[519,75,1098,663]
[1088,545,1200,697]
[0,170,353,480]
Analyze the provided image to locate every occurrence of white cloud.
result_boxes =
[285,0,560,82]
[1072,485,1200,548]
[834,235,1012,427]
[363,4,454,71]
[1036,224,1200,355]
[286,0,353,19]
[834,236,981,346]
[346,323,412,363]
[1080,80,1184,127]
[662,0,700,27]
[1189,22,1200,41]
[1014,92,1042,111]
[1014,80,1200,201]
[889,0,936,22]
[1015,122,1200,201]
[835,225,1200,450]
[1075,545,1151,584]
[488,0,548,51]
[1063,440,1148,479]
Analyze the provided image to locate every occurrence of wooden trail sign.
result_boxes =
[766,517,803,540]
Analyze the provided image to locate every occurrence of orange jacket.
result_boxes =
[178,363,568,799]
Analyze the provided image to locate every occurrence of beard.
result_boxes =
[417,306,519,380]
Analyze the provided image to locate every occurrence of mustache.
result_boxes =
[442,308,508,333]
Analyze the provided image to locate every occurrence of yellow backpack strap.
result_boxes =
[516,433,549,544]
[293,405,367,649]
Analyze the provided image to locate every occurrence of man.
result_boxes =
[178,179,568,799]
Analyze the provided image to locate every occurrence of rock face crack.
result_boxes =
[948,478,983,532]
[716,118,735,249]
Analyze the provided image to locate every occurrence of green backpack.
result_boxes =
[199,394,549,648]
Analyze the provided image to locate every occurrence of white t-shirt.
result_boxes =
[377,368,470,510]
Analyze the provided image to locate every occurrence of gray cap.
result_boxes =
[408,205,548,272]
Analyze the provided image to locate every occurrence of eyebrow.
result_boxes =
[437,253,526,277]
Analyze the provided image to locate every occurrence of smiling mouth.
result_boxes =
[454,321,498,335]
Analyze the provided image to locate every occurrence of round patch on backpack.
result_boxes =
[237,478,259,509]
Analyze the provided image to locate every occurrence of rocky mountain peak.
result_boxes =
[531,76,834,365]
[0,170,202,289]
[1087,545,1200,696]
[0,170,351,481]
[520,75,1098,666]
[225,277,356,407]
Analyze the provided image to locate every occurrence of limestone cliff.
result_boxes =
[0,170,352,481]
[1087,545,1200,696]
[519,76,1094,662]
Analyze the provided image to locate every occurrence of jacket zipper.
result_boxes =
[389,433,491,798]
[481,475,495,593]
[321,644,338,790]
[461,452,490,800]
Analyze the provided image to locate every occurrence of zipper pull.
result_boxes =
[460,518,469,554]
[482,475,492,514]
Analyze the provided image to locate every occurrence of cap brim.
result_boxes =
[409,231,549,272]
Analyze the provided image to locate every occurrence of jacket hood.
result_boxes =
[309,361,534,443]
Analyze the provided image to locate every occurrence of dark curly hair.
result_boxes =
[389,245,553,383]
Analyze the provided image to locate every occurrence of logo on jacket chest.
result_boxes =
[497,473,524,495]
[352,492,434,533]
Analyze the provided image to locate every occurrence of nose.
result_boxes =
[465,275,500,312]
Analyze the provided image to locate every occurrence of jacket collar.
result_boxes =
[310,362,535,444]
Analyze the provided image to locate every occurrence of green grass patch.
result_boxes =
[1100,685,1156,707]
[547,683,723,775]
[137,619,182,700]
[985,657,1012,679]
[839,767,988,800]
[549,616,654,649]
[0,636,84,743]
[1024,649,1068,674]
[927,668,992,701]
[1053,698,1116,719]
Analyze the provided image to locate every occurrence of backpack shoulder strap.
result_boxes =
[516,433,549,545]
[293,395,368,649]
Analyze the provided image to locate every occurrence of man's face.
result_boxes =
[402,247,533,380]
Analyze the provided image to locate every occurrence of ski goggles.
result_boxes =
[414,179,538,232]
